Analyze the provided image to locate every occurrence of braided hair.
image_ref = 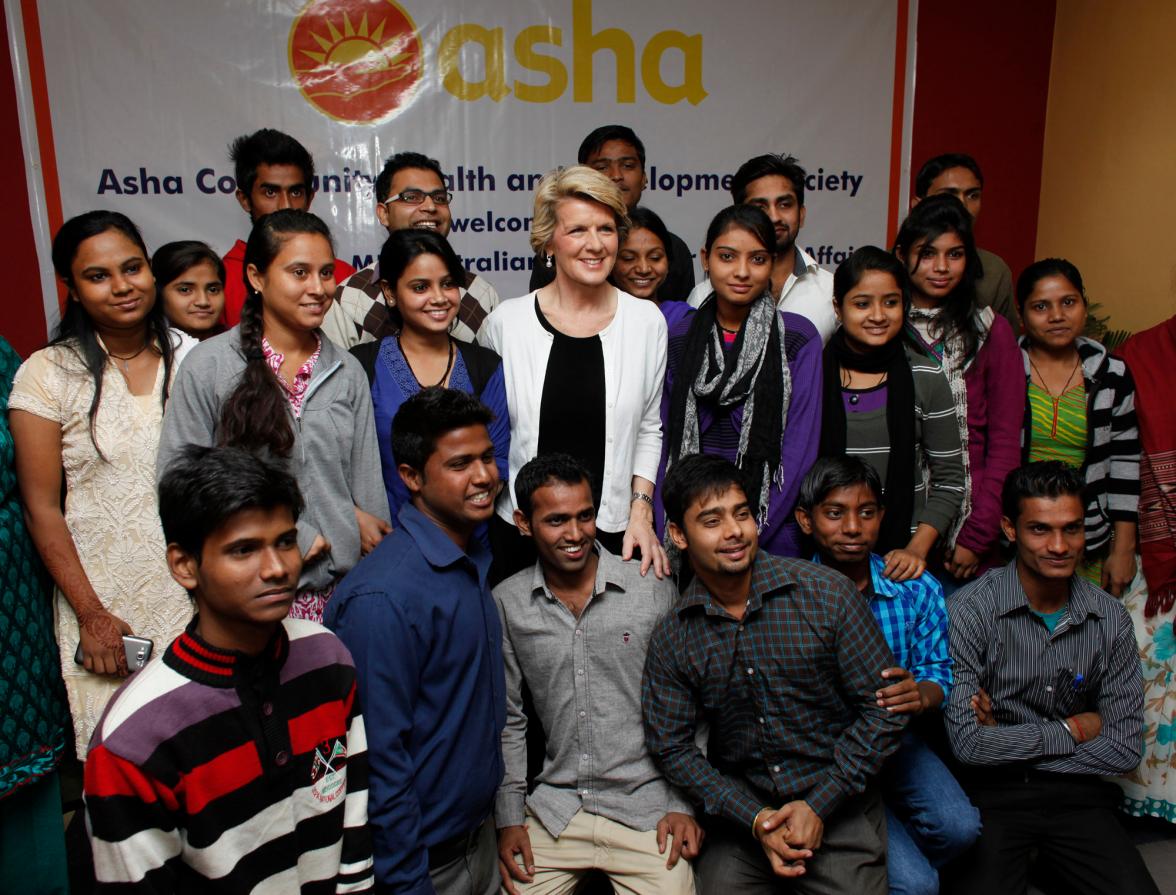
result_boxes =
[216,209,334,456]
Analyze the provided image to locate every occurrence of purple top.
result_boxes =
[659,300,693,331]
[911,314,1024,561]
[843,384,888,414]
[655,308,823,557]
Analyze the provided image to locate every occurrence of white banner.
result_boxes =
[11,0,915,317]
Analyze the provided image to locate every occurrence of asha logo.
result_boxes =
[288,0,423,124]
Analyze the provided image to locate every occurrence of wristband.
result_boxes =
[751,806,772,839]
[631,491,654,508]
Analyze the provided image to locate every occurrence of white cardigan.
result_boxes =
[478,289,667,532]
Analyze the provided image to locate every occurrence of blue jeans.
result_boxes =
[882,732,981,895]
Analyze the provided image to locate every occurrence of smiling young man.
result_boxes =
[323,151,501,349]
[494,454,700,895]
[687,154,836,343]
[325,387,505,895]
[912,153,1018,331]
[528,125,696,300]
[795,457,979,895]
[221,128,355,326]
[84,446,374,893]
[642,453,905,895]
[943,462,1156,895]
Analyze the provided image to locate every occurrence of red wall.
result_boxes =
[1,3,50,358]
[910,1,1057,290]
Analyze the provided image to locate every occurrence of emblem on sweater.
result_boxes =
[310,736,348,803]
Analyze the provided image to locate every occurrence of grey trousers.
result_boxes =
[430,818,499,895]
[695,787,888,895]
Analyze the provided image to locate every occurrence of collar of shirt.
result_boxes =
[396,501,492,582]
[990,560,1107,625]
[677,552,797,619]
[810,552,902,602]
[778,246,819,290]
[262,333,322,393]
[528,541,629,603]
[165,614,289,689]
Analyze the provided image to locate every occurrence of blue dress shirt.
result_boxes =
[325,502,506,894]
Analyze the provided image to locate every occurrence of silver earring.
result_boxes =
[545,254,553,268]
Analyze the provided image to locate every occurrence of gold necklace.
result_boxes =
[1028,353,1081,439]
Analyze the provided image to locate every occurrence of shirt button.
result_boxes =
[772,765,781,773]
[575,629,582,637]
[582,753,589,760]
[737,624,744,632]
[758,717,765,724]
[747,667,755,675]
[275,751,289,767]
[579,711,586,718]
[261,702,274,717]
[577,669,584,676]
[1046,686,1053,693]
[581,790,589,796]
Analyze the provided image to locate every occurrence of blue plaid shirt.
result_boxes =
[815,554,953,699]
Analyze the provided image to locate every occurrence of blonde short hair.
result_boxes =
[529,165,631,255]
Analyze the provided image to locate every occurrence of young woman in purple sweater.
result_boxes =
[656,205,822,558]
[895,195,1024,586]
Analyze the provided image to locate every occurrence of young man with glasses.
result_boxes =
[323,152,501,348]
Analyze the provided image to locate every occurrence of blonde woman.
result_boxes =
[479,166,669,581]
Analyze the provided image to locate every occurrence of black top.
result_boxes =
[534,298,607,515]
[529,230,696,302]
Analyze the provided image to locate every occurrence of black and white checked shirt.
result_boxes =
[945,561,1144,775]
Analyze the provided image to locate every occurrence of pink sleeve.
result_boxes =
[956,315,1025,556]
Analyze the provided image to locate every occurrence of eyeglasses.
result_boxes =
[384,189,453,207]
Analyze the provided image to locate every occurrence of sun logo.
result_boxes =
[289,0,423,124]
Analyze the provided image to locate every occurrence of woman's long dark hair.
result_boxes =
[892,194,983,359]
[376,229,466,333]
[49,210,174,455]
[217,209,334,456]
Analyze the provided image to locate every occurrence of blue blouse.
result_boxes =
[371,337,511,523]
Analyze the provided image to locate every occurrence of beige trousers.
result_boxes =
[503,809,696,895]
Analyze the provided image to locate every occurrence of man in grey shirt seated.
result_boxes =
[944,461,1157,895]
[493,453,701,894]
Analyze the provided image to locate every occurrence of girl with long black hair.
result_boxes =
[657,204,822,557]
[895,194,1024,584]
[10,210,195,756]
[819,246,965,578]
[159,209,389,622]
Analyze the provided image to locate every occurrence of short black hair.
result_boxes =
[913,153,984,199]
[663,453,749,528]
[1001,461,1086,523]
[577,125,646,168]
[229,128,314,197]
[374,151,446,204]
[158,445,304,560]
[797,457,883,513]
[514,453,595,519]
[391,387,494,472]
[1015,257,1087,311]
[730,153,806,206]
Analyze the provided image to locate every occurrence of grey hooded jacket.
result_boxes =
[158,327,390,591]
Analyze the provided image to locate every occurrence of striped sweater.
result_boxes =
[1019,336,1140,551]
[842,344,967,540]
[84,617,374,894]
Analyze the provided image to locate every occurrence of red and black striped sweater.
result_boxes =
[84,617,374,893]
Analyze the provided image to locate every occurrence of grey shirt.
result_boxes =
[493,546,692,836]
[945,560,1143,775]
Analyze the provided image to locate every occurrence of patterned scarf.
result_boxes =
[906,305,994,546]
[666,291,792,525]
